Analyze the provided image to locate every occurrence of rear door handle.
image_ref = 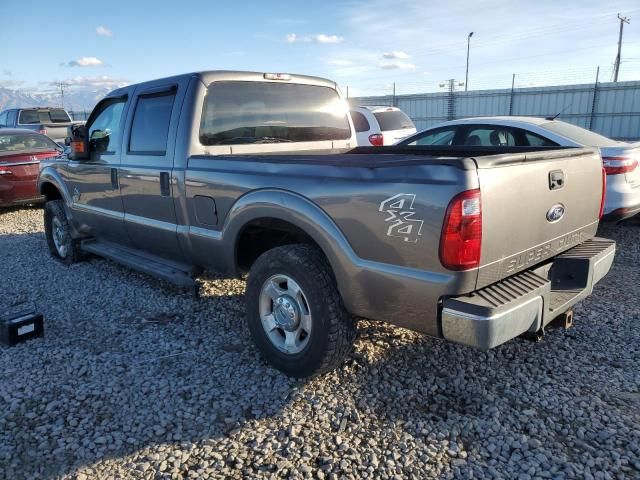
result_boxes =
[160,172,170,196]
[110,168,118,190]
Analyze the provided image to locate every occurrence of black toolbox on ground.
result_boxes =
[0,302,44,346]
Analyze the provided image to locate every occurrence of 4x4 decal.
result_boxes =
[379,193,424,243]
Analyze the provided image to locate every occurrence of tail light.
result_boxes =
[599,167,607,219]
[368,133,384,146]
[38,129,47,135]
[440,189,482,271]
[602,156,638,175]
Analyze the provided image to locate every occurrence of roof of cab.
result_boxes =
[107,70,338,98]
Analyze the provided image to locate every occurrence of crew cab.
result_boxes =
[38,71,615,377]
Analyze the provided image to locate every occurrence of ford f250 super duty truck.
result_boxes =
[38,71,615,377]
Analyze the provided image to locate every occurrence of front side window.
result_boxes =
[129,92,175,154]
[405,127,457,146]
[199,82,351,145]
[87,99,126,154]
[464,127,516,146]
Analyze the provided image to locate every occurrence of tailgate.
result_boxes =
[474,148,603,289]
[41,125,70,142]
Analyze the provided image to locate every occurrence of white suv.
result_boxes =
[350,106,416,146]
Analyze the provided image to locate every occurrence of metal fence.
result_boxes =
[350,80,640,141]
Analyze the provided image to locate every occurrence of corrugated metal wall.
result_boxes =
[351,80,640,140]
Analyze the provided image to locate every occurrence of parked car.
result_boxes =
[38,71,614,377]
[0,129,61,207]
[350,106,416,146]
[0,107,76,145]
[398,117,640,221]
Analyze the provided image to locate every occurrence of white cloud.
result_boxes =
[286,33,344,44]
[66,57,104,67]
[54,75,129,89]
[3,70,12,76]
[382,51,410,59]
[378,61,416,70]
[96,25,113,37]
[314,34,343,44]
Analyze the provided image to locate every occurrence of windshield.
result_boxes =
[0,132,60,152]
[18,109,71,124]
[200,81,351,145]
[373,110,415,132]
[541,121,617,147]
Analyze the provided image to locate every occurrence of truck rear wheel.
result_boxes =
[44,199,84,265]
[245,244,357,378]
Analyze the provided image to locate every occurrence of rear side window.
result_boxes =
[372,110,415,132]
[199,82,351,145]
[350,111,370,132]
[523,131,558,146]
[0,111,8,126]
[129,92,175,154]
[18,109,71,124]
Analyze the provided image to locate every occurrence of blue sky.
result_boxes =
[1,0,639,99]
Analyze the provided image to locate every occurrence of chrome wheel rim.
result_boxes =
[52,216,68,258]
[259,274,312,354]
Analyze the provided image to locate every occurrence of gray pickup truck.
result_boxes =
[0,107,77,145]
[38,71,615,377]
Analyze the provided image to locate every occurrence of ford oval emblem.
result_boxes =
[546,204,565,222]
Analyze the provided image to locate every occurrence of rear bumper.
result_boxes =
[602,178,640,221]
[441,238,615,350]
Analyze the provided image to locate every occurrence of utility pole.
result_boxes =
[613,14,630,82]
[465,32,474,91]
[57,81,69,108]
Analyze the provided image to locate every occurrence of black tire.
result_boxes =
[245,244,357,378]
[44,199,84,265]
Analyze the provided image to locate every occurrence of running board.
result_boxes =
[81,240,197,289]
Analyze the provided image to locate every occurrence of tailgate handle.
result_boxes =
[549,170,565,190]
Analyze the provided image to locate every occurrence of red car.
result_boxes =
[0,129,62,207]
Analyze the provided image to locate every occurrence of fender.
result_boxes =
[221,189,362,308]
[37,166,81,235]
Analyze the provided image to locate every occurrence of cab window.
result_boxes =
[87,99,127,154]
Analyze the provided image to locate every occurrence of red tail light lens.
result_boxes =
[602,156,638,175]
[599,167,607,219]
[38,129,47,135]
[440,189,482,271]
[368,133,384,146]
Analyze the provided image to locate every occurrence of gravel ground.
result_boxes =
[0,207,639,480]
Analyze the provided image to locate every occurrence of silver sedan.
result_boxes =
[399,116,640,221]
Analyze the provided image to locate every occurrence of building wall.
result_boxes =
[351,80,640,140]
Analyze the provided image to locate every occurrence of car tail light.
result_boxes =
[38,129,47,135]
[599,167,607,219]
[368,133,384,146]
[602,156,638,175]
[440,189,482,271]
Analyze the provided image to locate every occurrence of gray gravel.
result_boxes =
[0,207,639,480]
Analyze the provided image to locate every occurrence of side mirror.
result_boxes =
[68,125,89,160]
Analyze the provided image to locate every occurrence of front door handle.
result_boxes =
[160,172,170,197]
[110,168,118,190]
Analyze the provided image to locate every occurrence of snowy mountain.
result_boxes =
[0,85,118,114]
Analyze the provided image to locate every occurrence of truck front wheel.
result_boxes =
[44,200,83,265]
[245,244,357,378]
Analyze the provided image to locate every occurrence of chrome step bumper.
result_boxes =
[441,238,616,350]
